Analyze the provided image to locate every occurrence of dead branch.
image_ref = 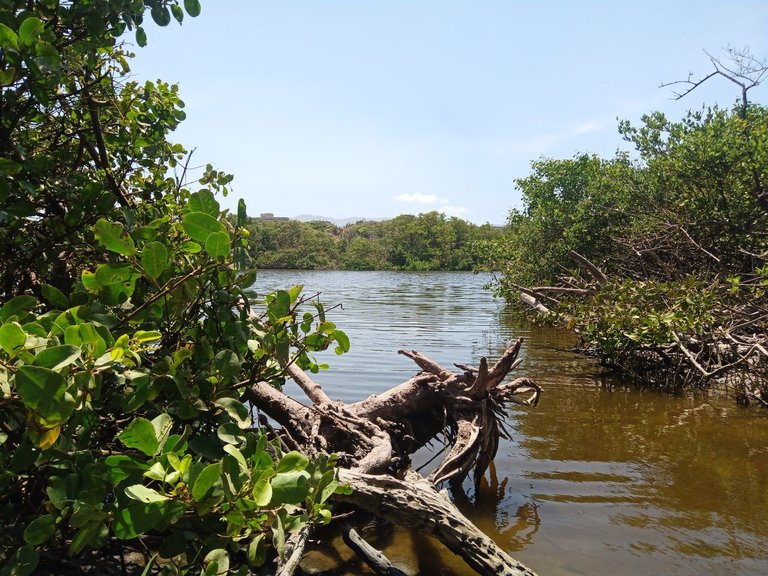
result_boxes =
[520,292,551,316]
[568,250,607,283]
[284,362,332,405]
[276,524,313,576]
[341,523,408,576]
[337,469,539,576]
[660,47,768,114]
[397,349,454,379]
[242,342,540,575]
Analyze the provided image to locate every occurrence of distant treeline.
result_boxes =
[243,211,502,270]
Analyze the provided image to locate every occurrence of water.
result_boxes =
[254,270,768,576]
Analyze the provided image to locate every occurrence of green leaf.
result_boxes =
[270,470,310,504]
[188,189,219,215]
[203,549,229,576]
[184,0,202,17]
[214,397,251,428]
[23,515,56,546]
[135,26,147,47]
[0,544,39,576]
[81,270,99,292]
[0,68,16,86]
[191,463,222,502]
[217,422,246,445]
[180,240,202,253]
[94,262,137,286]
[141,241,168,279]
[247,534,266,567]
[0,23,19,51]
[118,418,159,456]
[18,17,43,47]
[78,323,107,357]
[113,502,163,540]
[272,512,286,554]
[104,455,149,484]
[182,211,225,243]
[41,284,68,309]
[0,322,26,354]
[93,219,136,256]
[277,451,309,473]
[251,469,273,507]
[34,41,60,73]
[332,330,351,355]
[0,295,37,322]
[33,345,81,370]
[237,199,247,227]
[205,231,231,260]
[150,5,171,26]
[125,484,169,503]
[315,470,338,504]
[171,4,184,23]
[213,349,241,386]
[134,330,162,343]
[68,518,106,555]
[152,413,173,452]
[15,365,75,425]
[221,454,244,499]
[0,157,22,175]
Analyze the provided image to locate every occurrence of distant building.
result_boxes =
[257,212,290,221]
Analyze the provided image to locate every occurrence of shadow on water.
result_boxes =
[256,271,768,576]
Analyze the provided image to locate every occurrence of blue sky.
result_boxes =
[131,1,768,225]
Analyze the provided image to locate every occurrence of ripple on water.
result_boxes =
[254,270,768,576]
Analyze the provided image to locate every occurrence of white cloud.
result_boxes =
[395,193,442,204]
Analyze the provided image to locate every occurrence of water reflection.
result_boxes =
[256,271,768,576]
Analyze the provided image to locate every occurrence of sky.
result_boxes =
[130,1,768,225]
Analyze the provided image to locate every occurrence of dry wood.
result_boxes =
[276,524,313,576]
[520,292,551,316]
[242,340,540,576]
[568,250,608,283]
[337,469,538,576]
[284,362,332,405]
[341,523,408,576]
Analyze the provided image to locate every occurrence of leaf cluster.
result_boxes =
[0,2,351,574]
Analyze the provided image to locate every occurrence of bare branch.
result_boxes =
[568,250,608,283]
[660,47,768,113]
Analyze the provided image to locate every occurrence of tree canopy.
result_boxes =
[489,98,768,403]
[244,212,503,271]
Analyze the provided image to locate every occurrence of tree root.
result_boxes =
[243,339,541,576]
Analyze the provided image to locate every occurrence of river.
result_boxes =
[254,270,768,576]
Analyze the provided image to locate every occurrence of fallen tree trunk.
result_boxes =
[242,338,541,576]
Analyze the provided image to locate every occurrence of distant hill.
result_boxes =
[292,215,383,227]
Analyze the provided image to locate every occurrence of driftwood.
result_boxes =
[242,339,541,576]
[341,523,408,576]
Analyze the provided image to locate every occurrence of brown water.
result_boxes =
[256,270,768,576]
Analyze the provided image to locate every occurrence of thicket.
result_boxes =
[490,94,768,404]
[244,212,503,271]
[0,2,354,574]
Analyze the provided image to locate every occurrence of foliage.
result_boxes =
[487,153,642,290]
[490,102,768,399]
[0,1,350,573]
[245,212,503,271]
